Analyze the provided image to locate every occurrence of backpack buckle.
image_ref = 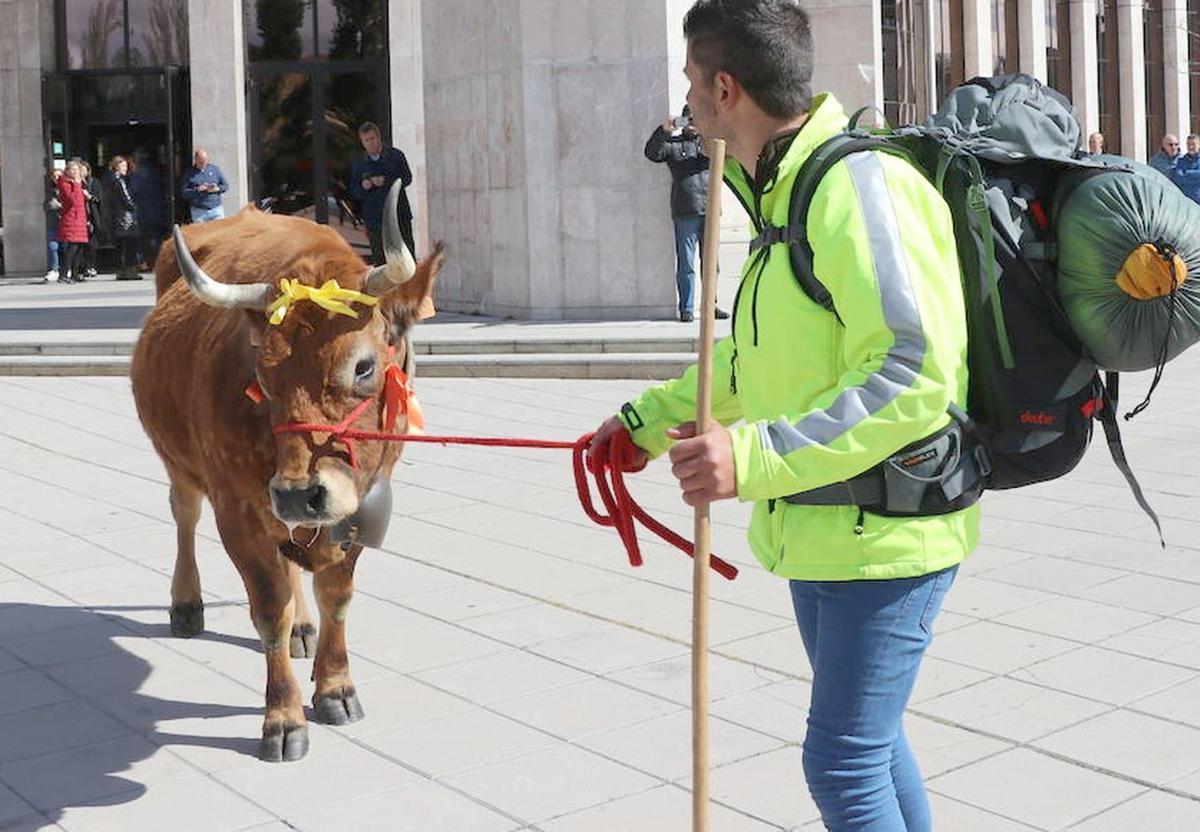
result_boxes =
[749,223,802,253]
[967,182,987,212]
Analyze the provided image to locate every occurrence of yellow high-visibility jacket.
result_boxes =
[619,93,979,581]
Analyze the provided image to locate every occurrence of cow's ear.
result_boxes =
[394,242,444,322]
[384,242,444,344]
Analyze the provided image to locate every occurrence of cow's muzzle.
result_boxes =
[270,479,329,524]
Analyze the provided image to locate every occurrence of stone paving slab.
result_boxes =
[0,356,1198,830]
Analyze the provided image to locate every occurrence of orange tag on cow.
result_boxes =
[415,296,436,321]
[381,365,425,434]
[245,380,265,404]
[406,392,426,434]
[382,365,404,432]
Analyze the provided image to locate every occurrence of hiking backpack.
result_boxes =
[764,74,1200,542]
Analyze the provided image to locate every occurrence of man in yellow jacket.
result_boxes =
[591,2,976,829]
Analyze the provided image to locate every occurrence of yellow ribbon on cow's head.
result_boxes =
[267,278,379,326]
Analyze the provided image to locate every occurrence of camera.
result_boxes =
[673,115,692,130]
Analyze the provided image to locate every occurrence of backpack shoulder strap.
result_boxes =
[750,131,904,317]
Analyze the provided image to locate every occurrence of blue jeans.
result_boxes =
[47,234,60,272]
[190,205,225,223]
[790,565,958,831]
[673,214,705,315]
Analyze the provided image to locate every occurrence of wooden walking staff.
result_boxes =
[692,136,726,832]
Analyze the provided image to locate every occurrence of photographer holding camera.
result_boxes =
[350,121,415,265]
[644,105,729,322]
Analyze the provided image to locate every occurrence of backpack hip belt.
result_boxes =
[783,408,991,516]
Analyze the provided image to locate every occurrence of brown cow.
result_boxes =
[131,185,442,761]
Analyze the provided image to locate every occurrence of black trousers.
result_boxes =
[84,235,98,271]
[116,236,138,272]
[367,215,416,266]
[60,241,83,281]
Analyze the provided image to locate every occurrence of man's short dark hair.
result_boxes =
[358,121,381,137]
[683,0,813,119]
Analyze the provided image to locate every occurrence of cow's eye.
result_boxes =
[354,358,376,381]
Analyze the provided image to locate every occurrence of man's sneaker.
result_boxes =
[43,269,58,283]
[85,268,98,278]
[680,311,695,323]
[715,307,730,320]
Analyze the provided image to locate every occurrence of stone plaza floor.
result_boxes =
[1,353,1199,830]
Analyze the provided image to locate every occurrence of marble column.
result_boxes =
[0,0,54,276]
[963,0,994,79]
[1070,0,1100,138]
[1117,0,1146,160]
[421,0,677,319]
[806,0,883,119]
[1018,0,1049,82]
[389,0,427,255]
[1162,0,1190,139]
[188,0,248,210]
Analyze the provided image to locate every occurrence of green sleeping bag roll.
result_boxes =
[1054,156,1200,372]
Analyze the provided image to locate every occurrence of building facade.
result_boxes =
[873,0,1198,161]
[1,0,1198,317]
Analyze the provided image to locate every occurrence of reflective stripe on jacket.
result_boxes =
[619,93,979,581]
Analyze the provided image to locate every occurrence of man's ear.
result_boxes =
[384,242,446,341]
[715,70,738,112]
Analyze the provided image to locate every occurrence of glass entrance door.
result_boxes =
[249,72,315,217]
[249,65,386,259]
[42,67,191,225]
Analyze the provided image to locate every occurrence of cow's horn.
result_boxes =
[172,225,277,309]
[364,179,417,296]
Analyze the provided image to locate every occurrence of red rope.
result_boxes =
[274,417,738,581]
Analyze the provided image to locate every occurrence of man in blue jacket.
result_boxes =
[181,149,229,223]
[1149,134,1180,179]
[1171,134,1200,204]
[350,122,415,264]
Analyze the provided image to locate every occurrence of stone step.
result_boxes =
[415,352,696,379]
[415,336,703,355]
[0,355,131,376]
[0,335,705,358]
[0,352,697,379]
[0,343,135,357]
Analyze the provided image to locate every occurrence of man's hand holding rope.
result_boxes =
[590,417,736,507]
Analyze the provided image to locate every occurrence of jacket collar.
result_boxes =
[725,93,849,212]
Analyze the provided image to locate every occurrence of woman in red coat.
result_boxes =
[56,160,89,283]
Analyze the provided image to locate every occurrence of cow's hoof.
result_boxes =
[169,602,205,637]
[312,687,365,726]
[259,722,309,762]
[289,622,317,658]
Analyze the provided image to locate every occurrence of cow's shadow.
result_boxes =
[0,602,263,827]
